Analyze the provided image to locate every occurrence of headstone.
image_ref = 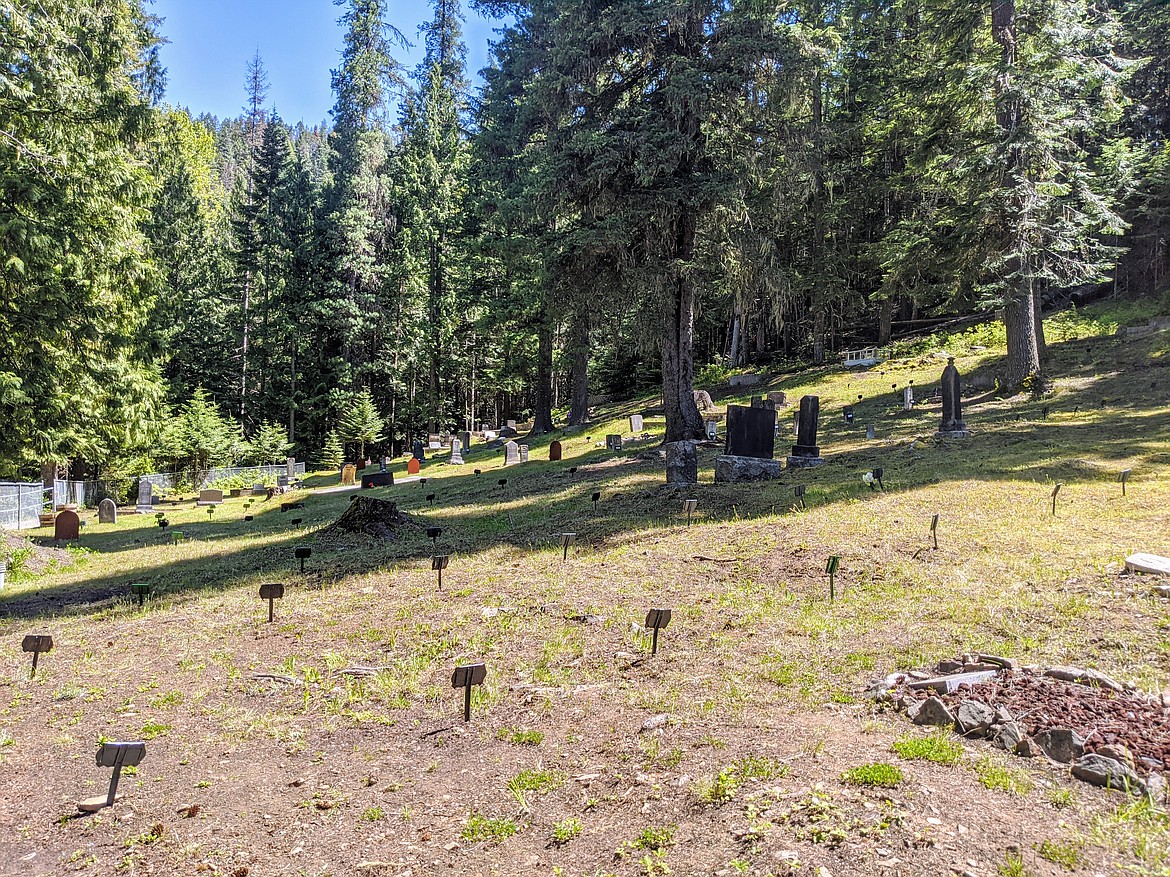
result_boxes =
[428,440,442,450]
[1125,553,1170,576]
[253,482,268,495]
[723,405,776,459]
[843,405,854,424]
[767,391,787,407]
[412,441,426,462]
[407,458,421,475]
[728,373,763,388]
[866,424,876,440]
[135,479,153,514]
[381,456,390,472]
[286,457,296,479]
[937,357,970,437]
[629,414,644,432]
[606,434,623,451]
[459,430,472,450]
[277,474,290,488]
[750,396,763,408]
[197,489,224,506]
[787,395,825,468]
[504,440,520,466]
[520,445,529,463]
[362,472,394,488]
[903,386,914,411]
[549,440,562,461]
[448,439,465,465]
[341,464,357,485]
[54,509,80,541]
[97,498,117,524]
[500,425,519,438]
[705,420,718,440]
[483,430,497,441]
[665,441,698,484]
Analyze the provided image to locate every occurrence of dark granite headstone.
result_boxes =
[362,472,394,488]
[843,406,854,424]
[412,441,426,462]
[549,440,562,461]
[723,405,776,460]
[938,357,969,436]
[787,396,824,467]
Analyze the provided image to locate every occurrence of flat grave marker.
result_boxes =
[683,498,698,526]
[644,608,672,655]
[558,532,576,561]
[826,555,840,602]
[427,526,442,550]
[259,583,285,622]
[78,741,146,812]
[931,513,940,550]
[129,582,151,607]
[22,634,53,677]
[451,662,487,722]
[1051,483,1062,516]
[1120,468,1132,496]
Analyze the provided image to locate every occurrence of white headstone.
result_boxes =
[520,445,529,463]
[286,456,296,478]
[504,440,520,466]
[629,414,644,432]
[903,387,914,411]
[449,439,465,465]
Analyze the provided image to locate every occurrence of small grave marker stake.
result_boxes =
[427,526,442,551]
[498,478,507,488]
[451,663,487,722]
[432,554,450,589]
[683,498,698,526]
[559,532,576,561]
[873,467,885,492]
[644,608,672,656]
[591,491,601,513]
[826,556,840,602]
[569,466,578,477]
[794,484,806,510]
[1051,483,1062,516]
[1120,468,1132,496]
[426,493,435,506]
[207,507,214,519]
[290,517,302,526]
[295,547,311,574]
[930,514,939,550]
[259,583,285,623]
[21,634,53,677]
[81,741,146,812]
[130,582,150,607]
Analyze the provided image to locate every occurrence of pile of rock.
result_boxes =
[867,654,1169,801]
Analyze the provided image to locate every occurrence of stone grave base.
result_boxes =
[134,505,153,514]
[77,794,120,812]
[195,500,222,507]
[714,454,784,483]
[786,455,825,469]
[936,429,972,439]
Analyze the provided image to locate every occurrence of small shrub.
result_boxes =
[631,824,676,851]
[552,817,583,844]
[997,850,1028,877]
[361,807,385,822]
[693,756,787,805]
[461,812,519,843]
[841,763,904,788]
[892,731,964,765]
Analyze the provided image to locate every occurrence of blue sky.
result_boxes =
[151,0,503,125]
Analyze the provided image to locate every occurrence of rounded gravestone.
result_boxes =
[97,498,118,524]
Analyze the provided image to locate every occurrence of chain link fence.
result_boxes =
[0,482,44,531]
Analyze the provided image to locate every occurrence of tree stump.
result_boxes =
[323,496,411,540]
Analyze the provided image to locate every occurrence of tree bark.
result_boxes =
[878,297,893,345]
[662,208,705,443]
[531,301,555,434]
[567,309,591,425]
[1004,282,1041,388]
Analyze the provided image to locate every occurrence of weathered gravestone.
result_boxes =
[54,509,80,541]
[97,498,117,524]
[549,440,562,461]
[135,479,153,514]
[277,474,290,488]
[843,405,855,424]
[406,458,420,475]
[459,430,472,451]
[449,439,465,465]
[729,373,762,387]
[341,464,357,485]
[507,419,517,429]
[286,457,296,479]
[937,357,970,437]
[903,386,914,411]
[866,424,876,440]
[252,482,267,495]
[767,391,787,407]
[606,434,623,451]
[715,405,782,482]
[197,489,224,506]
[504,440,520,466]
[629,414,644,432]
[787,395,825,468]
[520,445,529,463]
[412,441,426,462]
[665,441,698,484]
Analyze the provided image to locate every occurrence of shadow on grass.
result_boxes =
[2,330,1165,621]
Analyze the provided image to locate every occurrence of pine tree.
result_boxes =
[339,389,385,461]
[318,430,346,469]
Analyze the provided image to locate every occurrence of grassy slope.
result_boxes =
[1,300,1169,877]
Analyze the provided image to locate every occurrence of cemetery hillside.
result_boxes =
[3,1,1170,876]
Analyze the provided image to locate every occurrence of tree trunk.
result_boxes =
[1033,284,1047,362]
[531,301,555,434]
[662,209,705,443]
[568,309,591,425]
[727,306,741,367]
[878,297,893,345]
[1004,284,1041,388]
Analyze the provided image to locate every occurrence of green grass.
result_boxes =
[841,762,904,788]
[496,727,544,746]
[971,755,1033,795]
[693,756,787,805]
[1036,838,1081,870]
[507,767,563,805]
[997,850,1029,877]
[461,812,520,843]
[630,825,676,852]
[892,731,964,765]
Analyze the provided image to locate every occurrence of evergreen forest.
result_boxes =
[3,0,1169,484]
